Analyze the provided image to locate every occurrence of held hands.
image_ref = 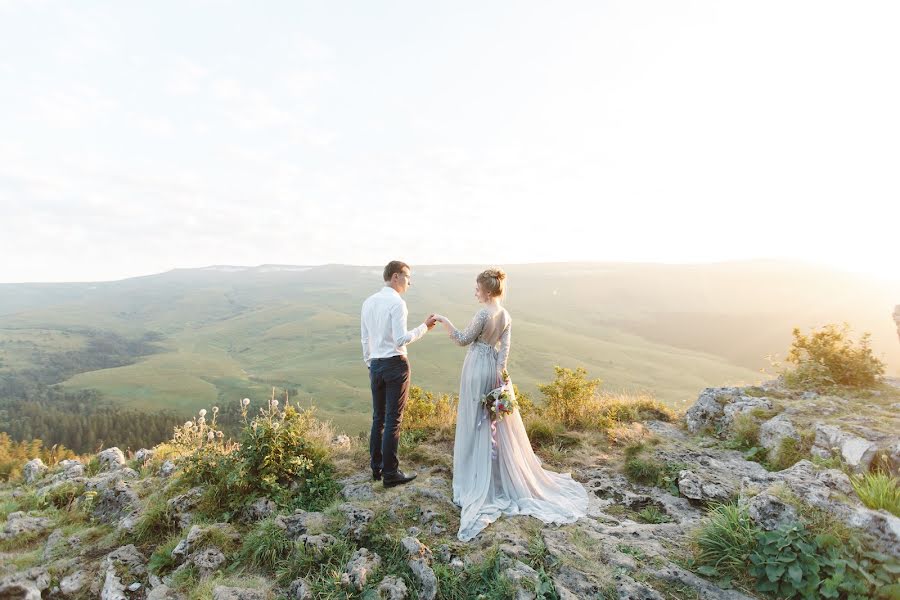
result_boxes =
[425,314,438,330]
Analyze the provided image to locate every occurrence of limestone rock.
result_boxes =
[338,503,374,540]
[98,447,127,472]
[400,536,432,561]
[22,458,47,484]
[504,560,541,600]
[745,493,799,531]
[341,547,381,591]
[134,449,154,465]
[677,470,730,503]
[93,480,139,524]
[159,460,177,478]
[288,578,312,600]
[408,557,437,600]
[1,511,53,541]
[167,487,204,528]
[341,482,375,501]
[275,510,327,539]
[376,575,408,600]
[59,570,89,597]
[211,587,266,600]
[191,547,226,577]
[758,414,798,451]
[615,573,664,600]
[239,497,277,523]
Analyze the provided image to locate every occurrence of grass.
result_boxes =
[624,457,662,485]
[851,472,900,516]
[148,530,184,576]
[131,493,178,546]
[766,431,814,471]
[692,503,758,578]
[235,518,294,572]
[637,506,672,524]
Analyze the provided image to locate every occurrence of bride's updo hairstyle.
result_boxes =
[477,268,506,298]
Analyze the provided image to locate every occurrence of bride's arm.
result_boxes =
[435,310,488,346]
[497,320,512,377]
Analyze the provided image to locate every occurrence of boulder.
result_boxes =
[340,547,381,591]
[288,578,313,600]
[1,511,53,541]
[408,558,437,600]
[98,447,127,472]
[93,481,139,524]
[376,575,408,600]
[211,587,266,600]
[758,414,798,451]
[338,503,374,541]
[22,459,47,484]
[745,493,799,531]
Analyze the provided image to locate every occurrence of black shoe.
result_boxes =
[382,469,417,488]
[372,470,382,481]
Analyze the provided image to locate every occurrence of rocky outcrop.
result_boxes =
[340,547,381,591]
[22,459,47,484]
[685,387,773,434]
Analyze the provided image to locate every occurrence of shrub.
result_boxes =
[401,387,458,440]
[525,417,564,448]
[538,366,674,431]
[782,323,885,390]
[179,400,339,516]
[148,531,184,576]
[851,472,900,516]
[539,366,601,429]
[693,503,759,578]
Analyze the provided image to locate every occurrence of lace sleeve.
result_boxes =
[497,320,511,372]
[450,309,488,346]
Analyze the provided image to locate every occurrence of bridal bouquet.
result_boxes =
[481,370,519,421]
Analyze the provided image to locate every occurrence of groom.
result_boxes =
[361,260,436,487]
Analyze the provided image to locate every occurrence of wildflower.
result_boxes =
[212,406,219,414]
[199,409,207,417]
[271,399,279,407]
[216,431,224,438]
[242,398,250,407]
[184,421,194,429]
[198,416,205,425]
[207,431,215,442]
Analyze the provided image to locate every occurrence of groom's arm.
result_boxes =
[391,300,428,348]
[361,306,371,367]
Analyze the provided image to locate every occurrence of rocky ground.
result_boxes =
[1,379,898,600]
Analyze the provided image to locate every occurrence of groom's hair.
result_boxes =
[383,260,410,282]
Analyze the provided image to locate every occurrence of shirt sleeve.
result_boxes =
[391,299,428,348]
[361,304,371,366]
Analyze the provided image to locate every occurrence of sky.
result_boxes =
[1,1,898,284]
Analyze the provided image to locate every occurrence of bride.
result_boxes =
[433,268,588,542]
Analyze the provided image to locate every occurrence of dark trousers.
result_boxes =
[369,355,410,476]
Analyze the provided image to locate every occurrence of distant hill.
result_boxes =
[1,261,898,435]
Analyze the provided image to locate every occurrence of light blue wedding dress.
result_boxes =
[448,307,589,542]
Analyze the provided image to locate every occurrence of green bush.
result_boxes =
[539,366,601,429]
[749,524,822,598]
[693,503,759,578]
[402,387,458,434]
[782,323,885,390]
[179,402,340,516]
[851,472,900,517]
[525,417,564,448]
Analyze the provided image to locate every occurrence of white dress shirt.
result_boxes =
[361,286,428,367]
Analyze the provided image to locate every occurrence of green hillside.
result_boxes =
[2,261,898,436]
